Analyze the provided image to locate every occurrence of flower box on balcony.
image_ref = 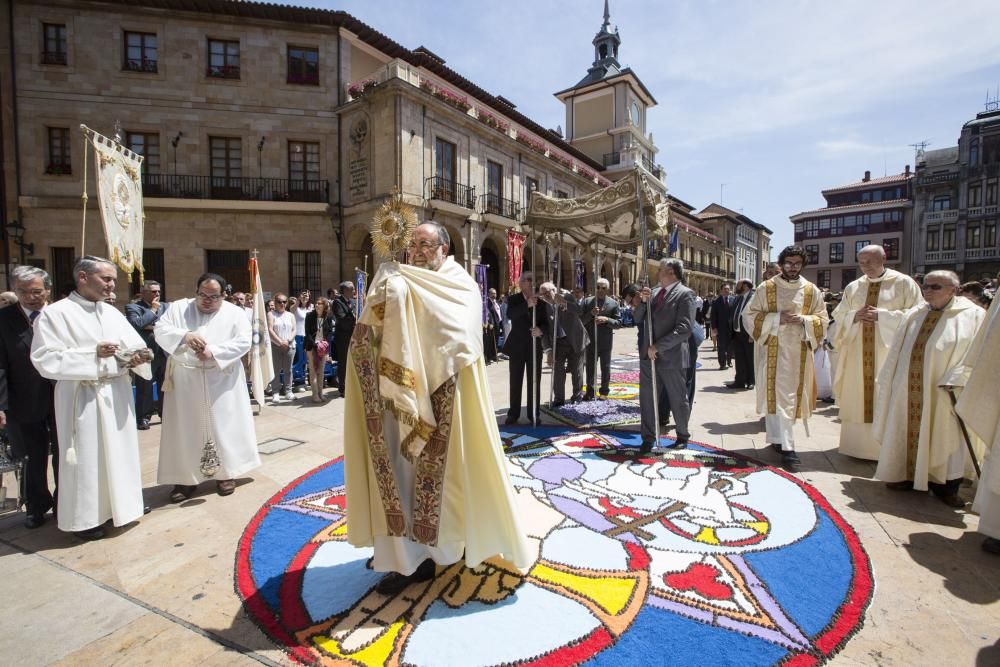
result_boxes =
[348,78,377,99]
[420,79,472,112]
[45,163,71,176]
[549,152,574,170]
[578,166,596,181]
[515,132,547,155]
[476,109,510,134]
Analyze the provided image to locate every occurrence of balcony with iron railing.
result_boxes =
[41,51,67,65]
[603,152,621,167]
[425,177,476,209]
[923,209,960,223]
[479,193,521,221]
[124,58,158,73]
[141,174,329,203]
[206,64,240,79]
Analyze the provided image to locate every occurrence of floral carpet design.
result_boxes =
[236,427,873,667]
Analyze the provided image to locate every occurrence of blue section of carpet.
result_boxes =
[743,511,853,637]
[585,604,789,666]
[251,508,329,611]
[283,460,343,500]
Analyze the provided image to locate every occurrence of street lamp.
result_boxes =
[7,220,34,256]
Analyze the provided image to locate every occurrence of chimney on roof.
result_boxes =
[863,170,871,182]
[905,164,911,176]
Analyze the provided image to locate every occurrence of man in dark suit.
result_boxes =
[710,284,736,369]
[634,259,696,454]
[125,280,168,430]
[503,273,549,425]
[331,280,357,398]
[728,280,756,390]
[581,278,621,400]
[484,288,502,365]
[538,281,589,406]
[0,266,58,528]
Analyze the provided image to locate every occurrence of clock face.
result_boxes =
[631,102,641,125]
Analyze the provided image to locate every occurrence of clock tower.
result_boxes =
[554,0,663,186]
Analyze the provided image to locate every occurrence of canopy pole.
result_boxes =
[638,182,660,448]
[529,227,538,426]
[592,241,599,400]
[548,232,559,408]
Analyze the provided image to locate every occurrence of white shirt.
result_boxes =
[271,310,295,343]
[293,303,313,336]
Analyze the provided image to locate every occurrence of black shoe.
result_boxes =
[885,480,914,491]
[571,392,586,403]
[582,394,595,401]
[820,397,836,404]
[936,493,966,509]
[75,526,106,541]
[746,384,754,389]
[375,558,436,595]
[137,418,150,431]
[24,513,46,529]
[770,443,782,453]
[143,505,152,515]
[724,382,746,389]
[551,400,566,408]
[669,436,689,449]
[982,537,1000,555]
[638,440,655,456]
[781,451,801,470]
[503,415,518,425]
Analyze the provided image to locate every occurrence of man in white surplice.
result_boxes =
[30,256,152,540]
[155,273,259,502]
[955,295,1000,554]
[831,245,921,460]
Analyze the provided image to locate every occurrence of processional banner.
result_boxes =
[248,257,275,409]
[475,263,489,325]
[355,268,367,314]
[83,125,145,279]
[506,230,525,292]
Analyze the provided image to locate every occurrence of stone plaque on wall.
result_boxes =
[348,114,370,203]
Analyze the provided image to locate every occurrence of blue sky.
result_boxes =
[306,0,1000,254]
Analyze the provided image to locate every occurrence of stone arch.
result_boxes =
[479,237,501,293]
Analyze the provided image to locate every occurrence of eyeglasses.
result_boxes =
[276,299,288,304]
[14,288,48,297]
[782,261,804,268]
[922,284,948,291]
[406,241,442,252]
[196,292,223,301]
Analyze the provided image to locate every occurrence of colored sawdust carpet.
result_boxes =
[541,396,641,428]
[236,427,873,666]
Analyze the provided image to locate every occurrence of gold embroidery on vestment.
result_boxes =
[905,310,944,478]
[378,357,417,390]
[861,281,882,423]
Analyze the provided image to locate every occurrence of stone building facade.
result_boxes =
[790,169,913,289]
[911,107,1000,281]
[0,0,769,300]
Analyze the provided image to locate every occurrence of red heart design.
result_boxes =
[664,562,733,601]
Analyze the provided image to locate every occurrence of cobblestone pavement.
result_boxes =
[1,332,997,665]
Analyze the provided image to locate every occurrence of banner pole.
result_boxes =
[79,127,89,255]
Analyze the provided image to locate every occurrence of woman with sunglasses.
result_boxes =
[267,293,296,403]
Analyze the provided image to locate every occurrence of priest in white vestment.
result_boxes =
[344,222,532,596]
[155,273,260,502]
[743,246,828,470]
[874,271,986,507]
[955,296,1000,553]
[832,246,922,460]
[30,256,151,540]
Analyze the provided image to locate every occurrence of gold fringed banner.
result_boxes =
[82,124,145,282]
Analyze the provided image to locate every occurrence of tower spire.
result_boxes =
[602,0,610,29]
[591,0,621,70]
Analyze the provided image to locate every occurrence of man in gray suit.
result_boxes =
[538,281,589,407]
[581,278,621,400]
[634,258,696,454]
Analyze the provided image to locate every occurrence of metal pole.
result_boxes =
[548,233,558,408]
[637,175,659,448]
[592,241,600,399]
[948,389,982,478]
[529,227,537,425]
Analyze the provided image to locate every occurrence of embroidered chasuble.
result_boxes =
[873,297,986,490]
[956,298,1000,540]
[831,269,921,459]
[343,257,532,575]
[742,276,828,424]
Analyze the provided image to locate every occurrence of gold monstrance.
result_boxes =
[370,187,417,260]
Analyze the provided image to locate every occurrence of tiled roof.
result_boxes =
[789,198,912,221]
[821,172,912,195]
[99,0,605,172]
[696,203,773,234]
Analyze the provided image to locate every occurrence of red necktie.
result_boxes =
[654,288,667,309]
